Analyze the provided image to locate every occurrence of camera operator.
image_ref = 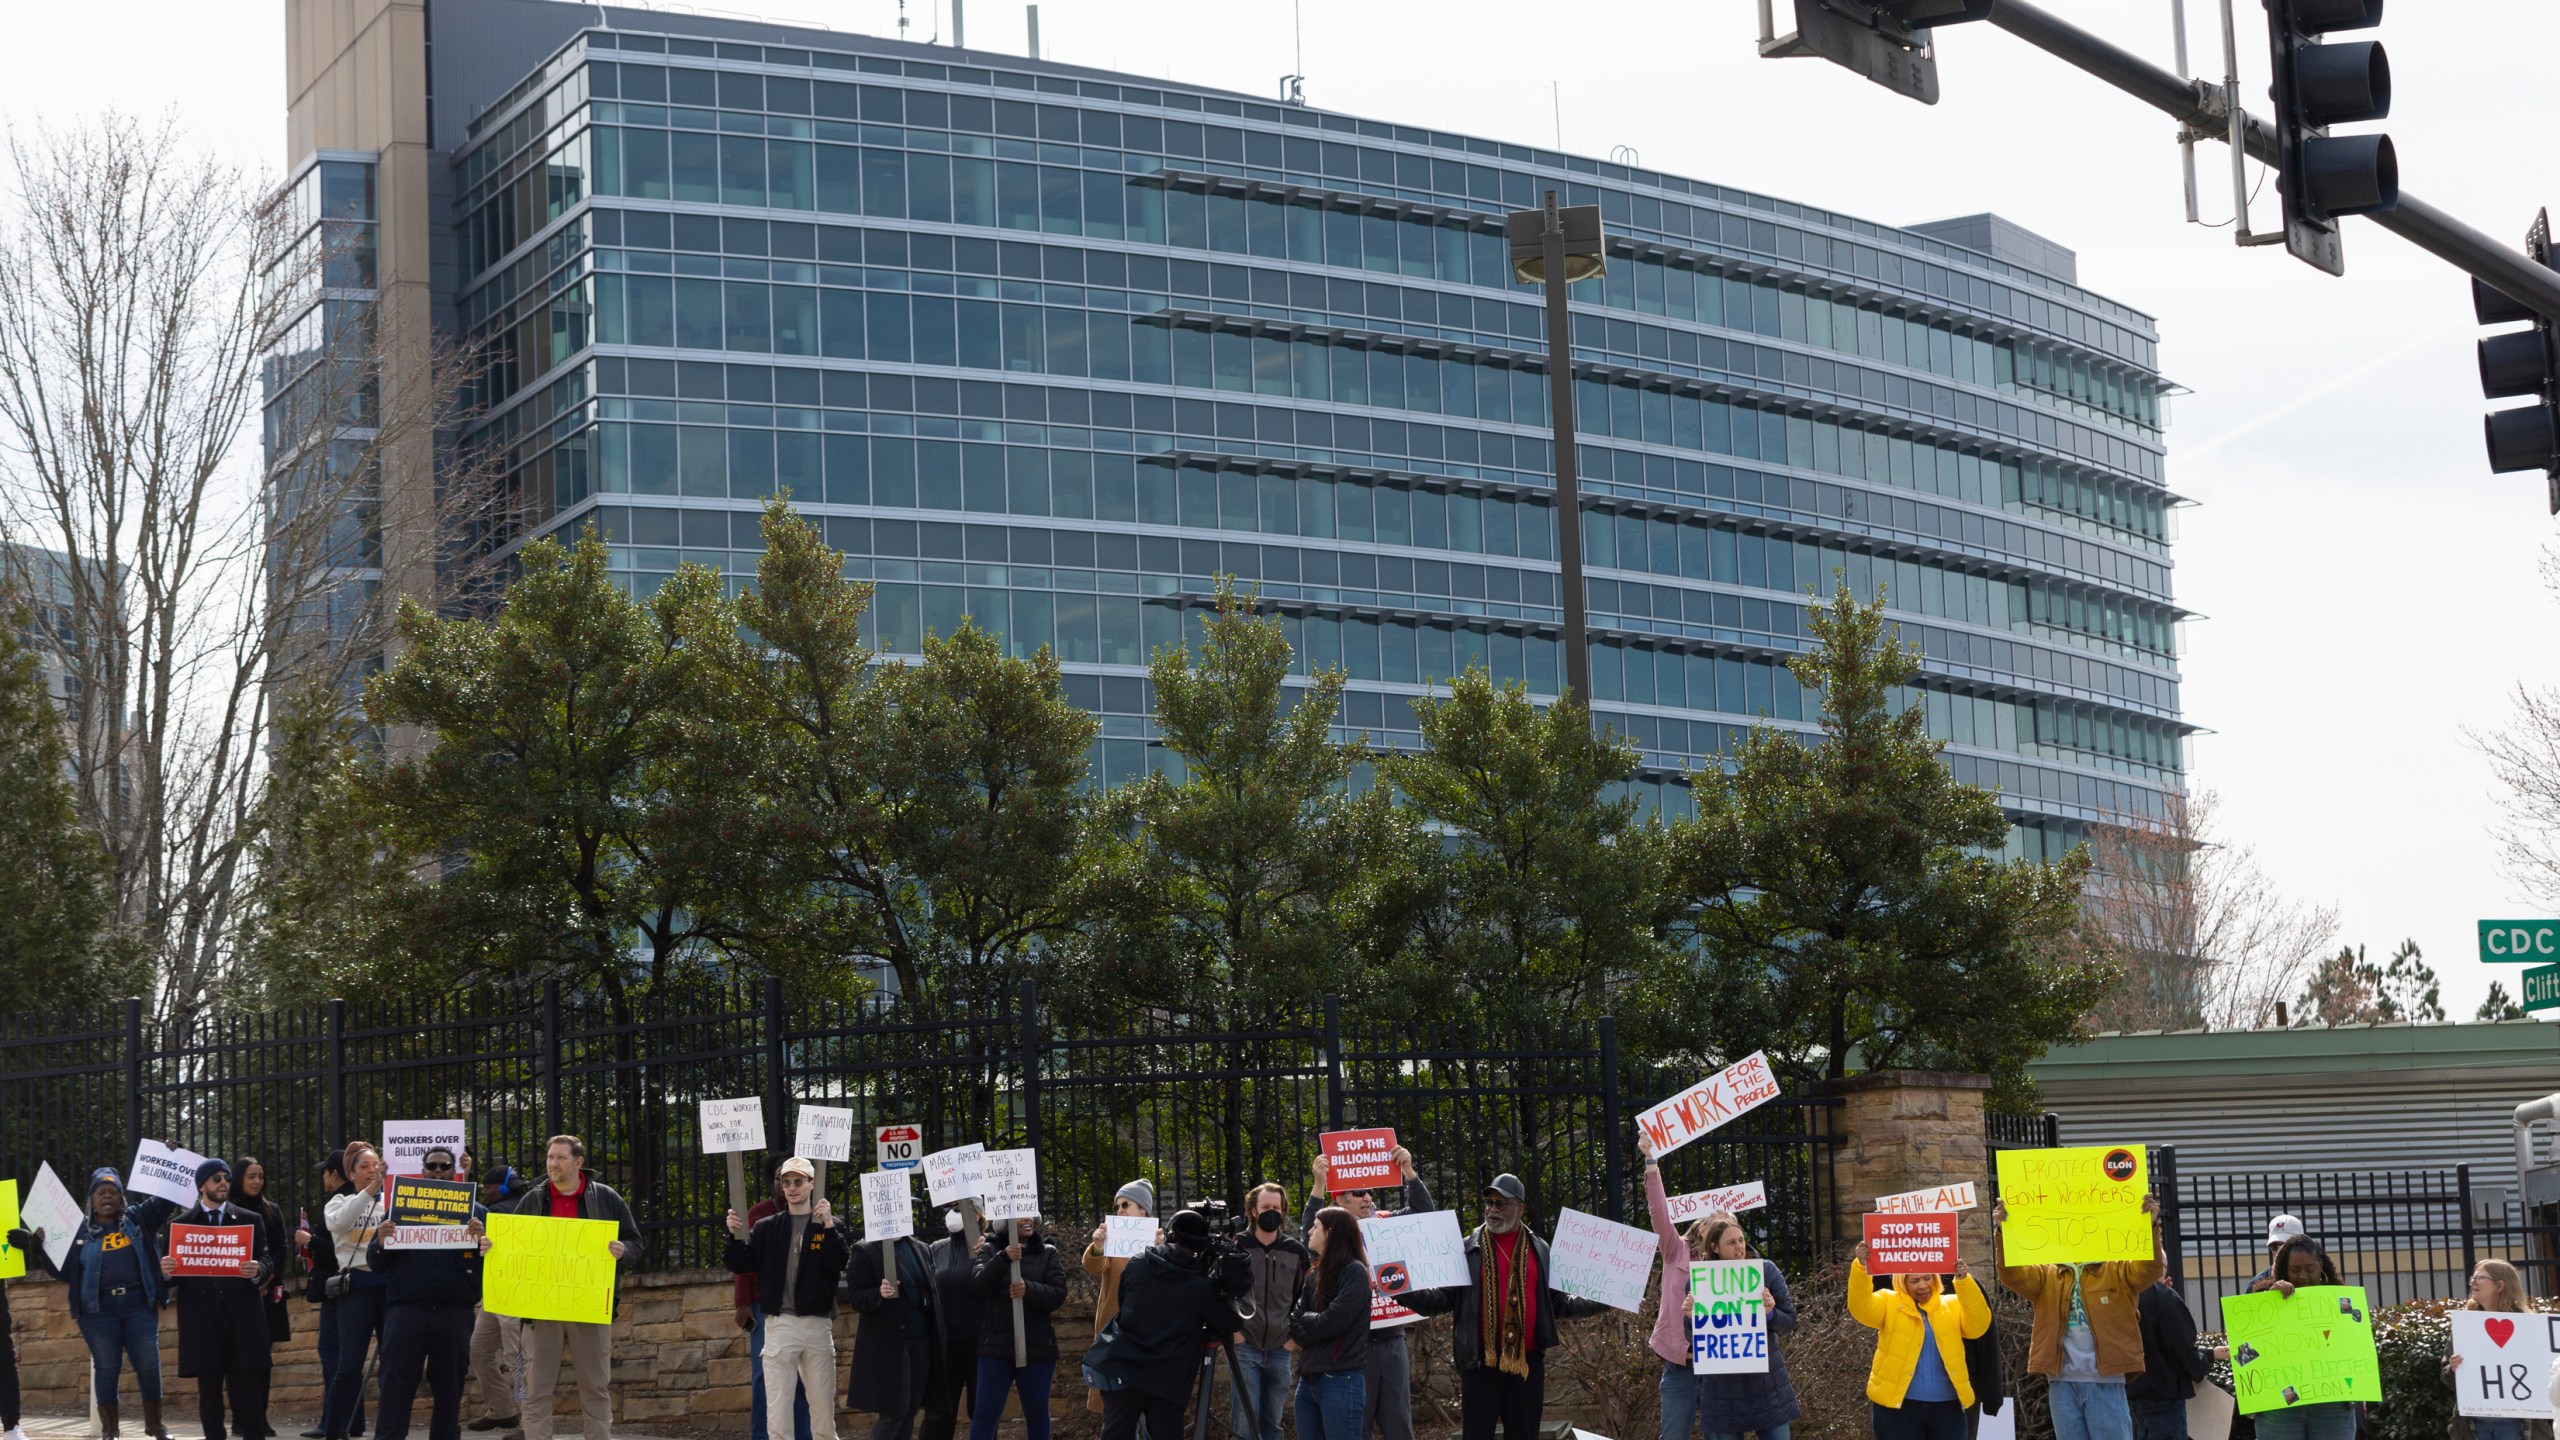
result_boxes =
[1304,1149,1431,1440]
[1080,1210,1246,1440]
[1231,1184,1307,1440]
[1403,1174,1606,1440]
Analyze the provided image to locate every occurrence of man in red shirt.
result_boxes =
[503,1137,637,1440]
[1403,1174,1604,1440]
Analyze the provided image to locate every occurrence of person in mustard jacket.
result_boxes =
[1991,1195,2165,1440]
[1846,1244,1992,1440]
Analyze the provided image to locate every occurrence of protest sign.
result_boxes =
[2223,1286,2379,1415]
[23,1163,79,1271]
[982,1149,1040,1220]
[483,1213,619,1324]
[380,1121,467,1177]
[1368,1280,1422,1329]
[1979,1401,2019,1440]
[168,1223,255,1276]
[384,1176,478,1250]
[1876,1182,1978,1215]
[1863,1212,1960,1274]
[2450,1310,2558,1419]
[1995,1145,2153,1265]
[1665,1182,1769,1226]
[795,1106,855,1164]
[1689,1259,1771,1374]
[1320,1129,1401,1189]
[0,1182,21,1280]
[1362,1209,1467,1293]
[1549,1207,1658,1313]
[924,1143,989,1206]
[129,1139,208,1207]
[2187,1383,2236,1440]
[1637,1052,1783,1161]
[862,1169,914,1242]
[1103,1215,1154,1259]
[699,1097,766,1154]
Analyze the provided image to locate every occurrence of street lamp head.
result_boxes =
[1506,199,1606,285]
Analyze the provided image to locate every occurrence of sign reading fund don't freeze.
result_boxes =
[1637,1052,1782,1161]
[1690,1260,1771,1374]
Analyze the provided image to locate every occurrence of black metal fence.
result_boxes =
[0,982,1842,1274]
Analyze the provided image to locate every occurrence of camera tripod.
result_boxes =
[1189,1332,1267,1440]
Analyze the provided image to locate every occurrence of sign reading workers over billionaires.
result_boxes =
[1995,1145,2153,1266]
[384,1176,479,1250]
[1637,1052,1783,1161]
[483,1213,619,1325]
[2223,1286,2380,1416]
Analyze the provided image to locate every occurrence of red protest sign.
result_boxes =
[168,1224,254,1277]
[1321,1129,1401,1189]
[1862,1212,1960,1275]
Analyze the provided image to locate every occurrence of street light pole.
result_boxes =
[1507,191,1606,709]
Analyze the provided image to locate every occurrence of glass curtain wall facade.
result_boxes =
[447,18,2187,858]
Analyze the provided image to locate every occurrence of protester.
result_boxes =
[0,1245,21,1440]
[467,1165,526,1436]
[165,1159,279,1440]
[967,1215,1066,1440]
[1402,1173,1606,1440]
[2444,1260,2539,1440]
[323,1143,394,1440]
[920,1211,985,1440]
[1080,1180,1154,1421]
[846,1171,940,1440]
[2128,1275,2217,1440]
[16,1166,179,1439]
[2243,1238,2355,1440]
[2249,1217,2303,1289]
[1232,1182,1309,1440]
[1081,1209,1246,1440]
[367,1157,490,1440]
[734,1158,814,1440]
[235,1158,295,1356]
[1303,1147,1431,1440]
[507,1136,637,1440]
[1992,1194,2163,1440]
[1846,1241,1991,1440]
[1290,1207,1373,1440]
[1639,1135,1800,1440]
[725,1158,848,1440]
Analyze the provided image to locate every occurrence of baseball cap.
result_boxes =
[778,1157,815,1180]
[2267,1214,2304,1246]
[1483,1174,1527,1204]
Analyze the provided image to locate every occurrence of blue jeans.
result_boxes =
[2248,1405,2357,1440]
[969,1357,1054,1440]
[75,1289,161,1403]
[1232,1343,1290,1440]
[1710,1427,1792,1440]
[316,1297,365,1435]
[1295,1371,1366,1440]
[748,1311,814,1440]
[323,1283,389,1439]
[2472,1422,2526,1440]
[1660,1361,1701,1440]
[2049,1382,2133,1440]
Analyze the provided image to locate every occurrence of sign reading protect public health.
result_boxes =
[2480,919,2560,962]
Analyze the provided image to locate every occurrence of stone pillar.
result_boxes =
[1831,1069,1994,1270]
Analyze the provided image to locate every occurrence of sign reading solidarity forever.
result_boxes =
[483,1213,619,1325]
[1637,1052,1783,1160]
[1995,1145,2152,1265]
[1665,1181,1770,1226]
[794,1106,855,1164]
[1689,1260,1772,1374]
[2223,1286,2380,1416]
[1547,1207,1658,1313]
[2450,1310,2559,1419]
[168,1224,255,1276]
[1863,1212,1960,1274]
[384,1176,479,1250]
[698,1098,767,1155]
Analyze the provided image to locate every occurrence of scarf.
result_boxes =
[1479,1229,1533,1379]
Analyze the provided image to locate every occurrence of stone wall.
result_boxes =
[1828,1069,1995,1270]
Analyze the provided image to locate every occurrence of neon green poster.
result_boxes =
[2222,1286,2380,1415]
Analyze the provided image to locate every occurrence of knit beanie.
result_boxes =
[1115,1178,1156,1216]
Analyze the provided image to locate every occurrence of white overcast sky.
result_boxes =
[8,0,2557,1018]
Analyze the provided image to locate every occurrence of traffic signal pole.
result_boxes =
[1978,0,2560,325]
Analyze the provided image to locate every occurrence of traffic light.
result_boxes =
[1761,0,1996,106]
[2477,210,2560,510]
[2262,0,2396,276]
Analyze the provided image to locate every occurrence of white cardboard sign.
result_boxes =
[1548,1206,1658,1313]
[1665,1181,1770,1225]
[1689,1259,1772,1374]
[1103,1215,1155,1258]
[1874,1182,1978,1215]
[381,1121,467,1178]
[2451,1311,2560,1419]
[794,1106,855,1163]
[1636,1052,1783,1161]
[861,1169,915,1242]
[982,1148,1040,1220]
[23,1162,82,1269]
[699,1097,767,1155]
[128,1139,209,1206]
[924,1144,988,1206]
[1361,1209,1468,1293]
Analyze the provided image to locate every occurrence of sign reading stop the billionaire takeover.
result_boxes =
[2480,919,2560,962]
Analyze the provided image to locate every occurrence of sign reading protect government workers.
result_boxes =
[1994,1144,2153,1266]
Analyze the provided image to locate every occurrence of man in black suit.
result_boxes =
[163,1159,276,1440]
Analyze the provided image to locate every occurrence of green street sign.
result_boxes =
[2480,920,2560,962]
[2526,962,2560,1014]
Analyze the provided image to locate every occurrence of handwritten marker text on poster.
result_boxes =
[1665,1181,1769,1226]
[1994,1145,2152,1265]
[1689,1259,1771,1374]
[1636,1052,1783,1160]
[1875,1182,1977,1215]
[483,1213,619,1324]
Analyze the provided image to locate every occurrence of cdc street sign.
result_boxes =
[2525,962,2560,1014]
[2479,920,2560,962]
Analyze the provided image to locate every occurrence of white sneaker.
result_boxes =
[9,1424,29,1440]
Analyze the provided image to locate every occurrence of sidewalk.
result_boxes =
[17,1417,708,1440]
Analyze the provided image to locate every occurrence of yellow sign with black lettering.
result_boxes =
[482,1214,616,1324]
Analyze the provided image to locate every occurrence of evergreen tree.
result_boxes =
[0,607,121,1011]
[2479,980,2527,1021]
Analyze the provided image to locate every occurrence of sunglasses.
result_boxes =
[422,1162,456,1174]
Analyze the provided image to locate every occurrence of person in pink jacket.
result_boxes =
[1639,1135,1800,1440]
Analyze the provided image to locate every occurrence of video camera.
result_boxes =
[1172,1199,1257,1308]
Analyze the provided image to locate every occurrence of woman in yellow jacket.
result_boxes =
[1846,1242,1993,1440]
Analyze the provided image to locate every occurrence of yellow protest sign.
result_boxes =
[2221,1285,2380,1415]
[482,1213,617,1324]
[1995,1144,2153,1265]
[0,1181,21,1280]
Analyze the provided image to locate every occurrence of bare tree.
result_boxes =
[2475,549,2560,911]
[2080,788,2338,1031]
[0,115,501,1027]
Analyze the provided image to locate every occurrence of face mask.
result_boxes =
[945,1210,965,1234]
[1254,1210,1283,1235]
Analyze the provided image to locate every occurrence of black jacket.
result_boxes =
[1963,1299,2007,1416]
[366,1206,487,1311]
[847,1236,941,1414]
[1287,1260,1371,1377]
[1237,1229,1312,1351]
[304,1190,347,1303]
[169,1201,276,1377]
[928,1234,985,1347]
[1403,1226,1606,1370]
[969,1232,1068,1361]
[2126,1282,2207,1404]
[1085,1246,1247,1402]
[508,1172,643,1307]
[722,1208,850,1319]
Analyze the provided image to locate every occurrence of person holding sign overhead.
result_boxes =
[15,1166,180,1440]
[1992,1190,2164,1440]
[725,1158,849,1440]
[1637,1134,1799,1440]
[1303,1145,1432,1440]
[967,1214,1066,1440]
[165,1159,277,1440]
[505,1137,636,1440]
[1846,1239,1991,1440]
[735,1157,815,1440]
[1400,1173,1607,1440]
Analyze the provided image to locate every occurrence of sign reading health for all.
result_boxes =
[1689,1259,1771,1374]
[1875,1182,1978,1215]
[1994,1145,2153,1266]
[1636,1052,1783,1160]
